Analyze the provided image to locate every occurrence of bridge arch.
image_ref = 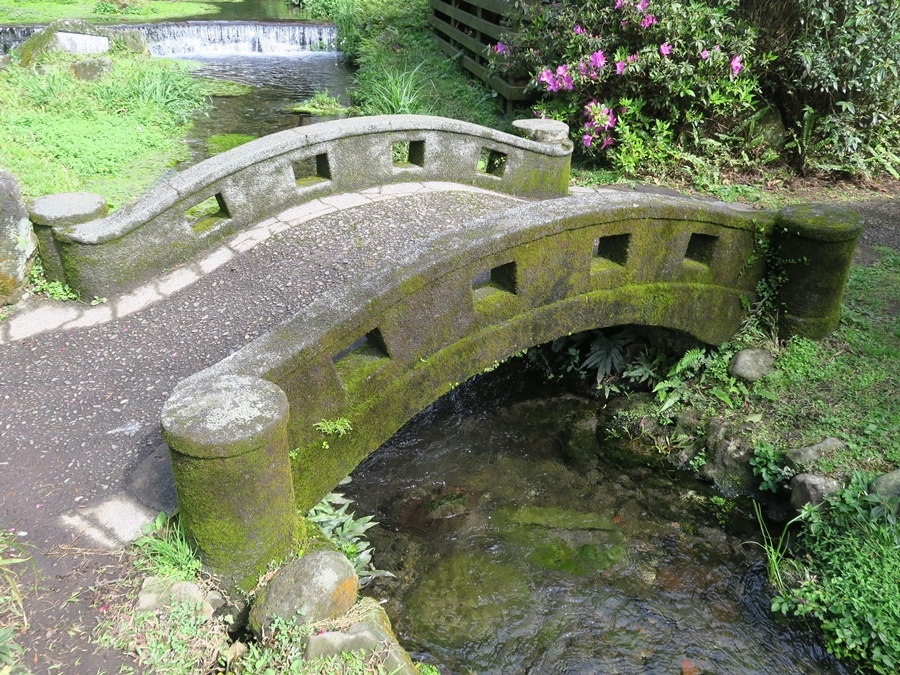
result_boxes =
[160,191,861,589]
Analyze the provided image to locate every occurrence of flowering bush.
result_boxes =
[488,0,763,173]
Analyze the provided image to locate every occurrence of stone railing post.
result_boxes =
[774,203,863,339]
[512,118,572,151]
[0,170,36,305]
[28,192,107,284]
[161,374,300,592]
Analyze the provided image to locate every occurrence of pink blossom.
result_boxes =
[730,54,743,77]
[636,0,649,10]
[589,50,606,69]
[616,60,626,75]
[573,24,584,35]
[640,14,657,27]
[537,67,557,91]
[583,134,593,147]
[627,53,638,63]
[578,60,589,76]
[659,42,672,56]
[556,64,574,90]
[601,136,615,150]
[700,49,709,60]
[621,20,628,26]
[614,0,623,8]
[492,42,507,55]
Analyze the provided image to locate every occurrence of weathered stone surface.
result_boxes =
[135,576,215,620]
[872,469,900,499]
[162,375,299,593]
[701,418,757,494]
[29,192,107,228]
[0,170,36,304]
[512,118,570,145]
[784,437,844,473]
[305,598,416,674]
[727,349,774,383]
[0,55,10,71]
[247,551,357,639]
[790,473,840,510]
[72,56,113,81]
[52,31,109,55]
[115,29,149,54]
[16,20,113,66]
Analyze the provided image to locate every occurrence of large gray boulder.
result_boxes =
[728,349,774,383]
[784,437,844,473]
[701,418,757,494]
[15,19,147,66]
[872,469,900,499]
[0,170,36,305]
[247,551,357,639]
[790,473,840,510]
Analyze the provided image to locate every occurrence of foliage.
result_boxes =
[0,53,207,204]
[742,0,900,175]
[304,0,502,127]
[488,0,765,174]
[0,531,30,673]
[748,440,793,492]
[28,257,80,301]
[132,512,202,582]
[206,134,257,157]
[286,89,351,116]
[0,0,219,23]
[772,473,900,673]
[744,499,803,592]
[306,478,393,584]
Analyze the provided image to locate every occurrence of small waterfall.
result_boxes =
[0,22,337,56]
[142,21,337,56]
[0,25,39,54]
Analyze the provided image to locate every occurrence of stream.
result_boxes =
[344,358,851,674]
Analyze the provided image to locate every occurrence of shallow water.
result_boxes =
[345,360,851,675]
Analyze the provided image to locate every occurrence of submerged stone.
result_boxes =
[407,552,530,648]
[493,505,615,531]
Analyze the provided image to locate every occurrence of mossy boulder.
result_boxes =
[15,19,146,67]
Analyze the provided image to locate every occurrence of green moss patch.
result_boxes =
[205,133,257,157]
[0,0,220,24]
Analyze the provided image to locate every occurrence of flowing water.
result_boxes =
[345,360,851,675]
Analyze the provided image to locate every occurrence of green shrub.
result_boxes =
[742,0,900,175]
[773,473,900,673]
[488,0,764,173]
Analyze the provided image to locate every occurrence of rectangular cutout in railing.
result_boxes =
[685,233,717,266]
[185,193,230,234]
[332,328,391,389]
[472,261,517,294]
[593,234,630,266]
[476,148,507,177]
[293,153,331,187]
[392,140,425,168]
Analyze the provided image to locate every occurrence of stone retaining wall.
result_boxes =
[159,191,861,589]
[29,115,573,299]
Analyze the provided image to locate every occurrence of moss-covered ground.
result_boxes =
[0,0,221,24]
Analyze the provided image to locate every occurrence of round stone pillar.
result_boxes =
[28,192,107,284]
[161,374,299,591]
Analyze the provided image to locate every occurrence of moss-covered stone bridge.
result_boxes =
[158,175,861,590]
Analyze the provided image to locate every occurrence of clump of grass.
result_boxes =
[206,133,257,157]
[285,89,351,116]
[132,512,201,582]
[0,530,30,673]
[0,53,208,204]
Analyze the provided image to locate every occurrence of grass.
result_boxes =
[0,49,207,206]
[0,0,221,24]
[0,531,30,674]
[206,133,257,157]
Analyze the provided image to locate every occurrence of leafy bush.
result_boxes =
[742,0,900,175]
[773,473,900,673]
[488,0,765,173]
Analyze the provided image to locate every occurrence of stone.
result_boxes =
[872,469,900,499]
[29,192,108,228]
[727,349,774,383]
[784,437,844,473]
[512,118,570,145]
[756,106,787,152]
[790,473,840,510]
[72,57,113,81]
[115,29,149,54]
[51,32,109,55]
[135,576,214,619]
[0,55,10,71]
[247,551,357,639]
[701,418,757,495]
[0,170,36,305]
[305,598,416,675]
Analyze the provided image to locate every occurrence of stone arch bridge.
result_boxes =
[140,118,861,589]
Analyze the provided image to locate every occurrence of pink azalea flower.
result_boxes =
[700,49,709,60]
[636,0,649,10]
[556,64,574,90]
[578,60,589,76]
[640,14,657,27]
[583,134,593,147]
[621,20,628,26]
[614,0,623,8]
[574,24,584,35]
[601,136,615,150]
[627,53,638,63]
[589,50,606,69]
[731,54,743,76]
[537,68,558,92]
[616,60,626,75]
[492,42,507,55]
[659,42,672,56]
